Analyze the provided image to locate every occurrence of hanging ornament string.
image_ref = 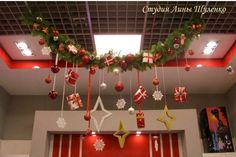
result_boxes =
[136,71,141,112]
[137,70,140,87]
[129,78,133,107]
[161,64,167,105]
[74,64,78,94]
[175,55,182,86]
[98,69,101,96]
[52,53,59,91]
[60,61,68,117]
[154,66,159,90]
[119,73,122,98]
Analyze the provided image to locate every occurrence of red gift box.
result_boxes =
[142,52,153,63]
[136,111,145,128]
[104,55,114,66]
[174,87,187,103]
[65,69,79,86]
[133,86,148,105]
[66,93,83,110]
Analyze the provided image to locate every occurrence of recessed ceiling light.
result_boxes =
[22,48,33,56]
[15,42,28,50]
[203,41,218,55]
[32,66,40,69]
[92,131,96,136]
[196,64,203,67]
[136,131,141,136]
[94,34,142,56]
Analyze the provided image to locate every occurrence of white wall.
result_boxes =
[0,140,31,156]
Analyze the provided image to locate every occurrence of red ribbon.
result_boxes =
[86,71,92,128]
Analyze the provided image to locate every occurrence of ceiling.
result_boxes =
[0,1,236,96]
[0,1,236,51]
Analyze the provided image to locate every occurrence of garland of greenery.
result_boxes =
[21,12,205,72]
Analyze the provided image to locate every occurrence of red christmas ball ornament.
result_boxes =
[38,38,45,45]
[188,49,194,56]
[196,24,202,30]
[115,82,124,92]
[51,65,60,73]
[53,30,59,36]
[152,78,159,86]
[167,48,173,55]
[79,49,86,56]
[84,112,91,121]
[48,90,58,99]
[125,54,135,63]
[120,60,128,70]
[185,64,191,71]
[81,55,90,64]
[59,43,65,52]
[192,24,196,30]
[89,67,96,75]
[44,74,52,84]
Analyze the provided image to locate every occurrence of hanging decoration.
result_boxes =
[174,55,187,103]
[115,82,124,92]
[152,66,163,101]
[91,96,112,132]
[51,54,60,74]
[116,99,126,110]
[65,69,79,86]
[21,13,205,72]
[133,71,147,128]
[44,74,52,84]
[100,69,107,90]
[152,90,163,101]
[174,87,187,103]
[113,121,130,149]
[84,70,92,136]
[157,105,176,131]
[133,86,148,105]
[66,93,83,110]
[56,62,68,129]
[128,106,135,115]
[156,65,176,131]
[48,59,58,99]
[128,79,135,115]
[93,139,106,151]
[136,111,145,128]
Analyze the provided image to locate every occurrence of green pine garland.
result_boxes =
[21,12,205,72]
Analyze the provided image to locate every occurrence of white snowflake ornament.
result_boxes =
[93,139,105,151]
[56,117,66,128]
[152,90,163,101]
[41,46,51,55]
[116,98,126,109]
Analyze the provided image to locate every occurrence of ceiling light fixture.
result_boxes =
[203,41,218,55]
[92,131,96,136]
[32,66,40,69]
[94,34,141,56]
[136,131,141,136]
[15,41,34,56]
[196,64,203,67]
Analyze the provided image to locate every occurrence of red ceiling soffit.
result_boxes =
[0,43,235,69]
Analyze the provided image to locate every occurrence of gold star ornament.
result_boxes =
[157,105,176,131]
[113,121,130,148]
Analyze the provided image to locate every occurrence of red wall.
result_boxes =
[52,133,180,157]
